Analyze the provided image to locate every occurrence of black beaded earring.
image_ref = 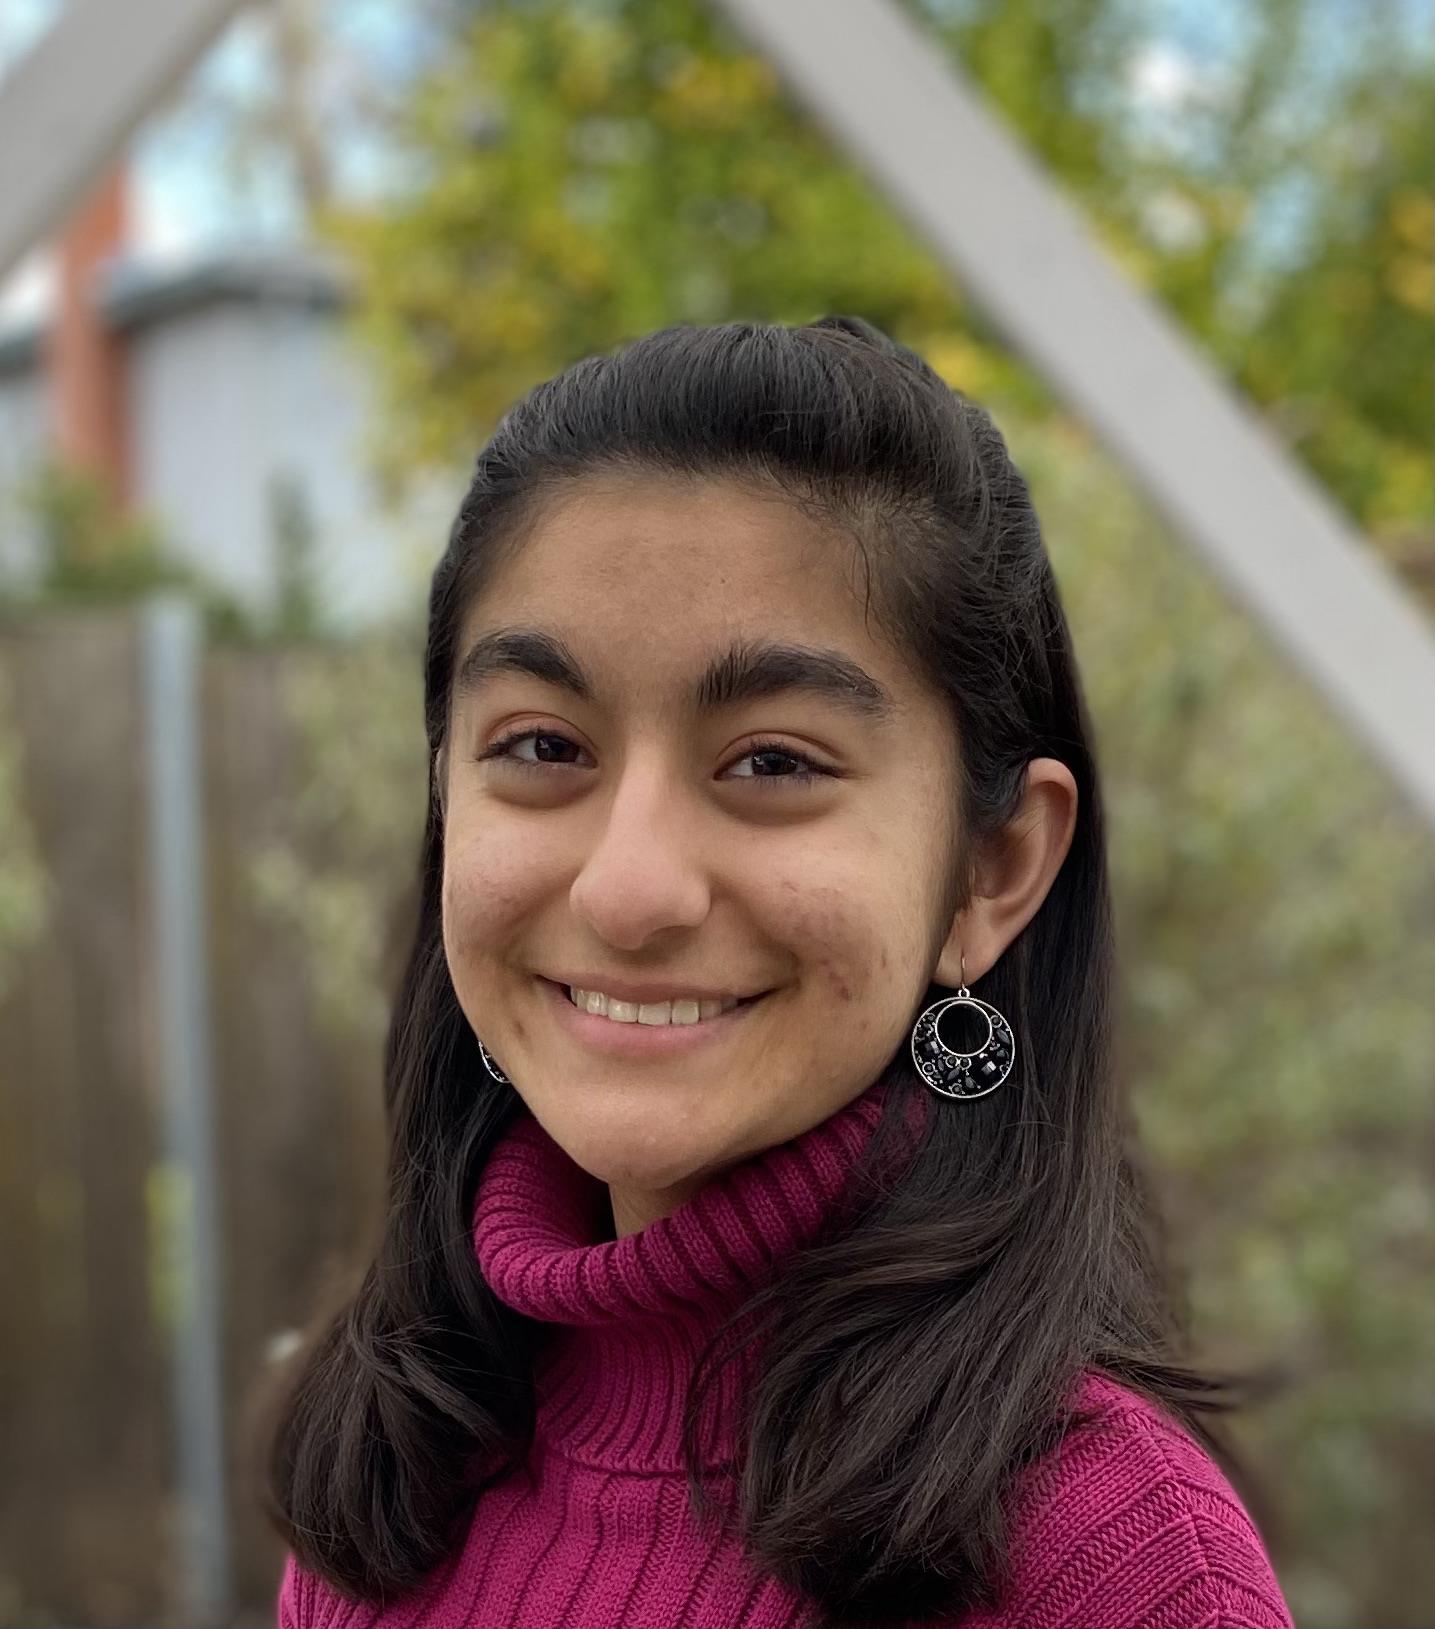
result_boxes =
[909,953,1017,1100]
[478,1037,510,1085]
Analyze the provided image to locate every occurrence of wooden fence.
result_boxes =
[0,606,391,1628]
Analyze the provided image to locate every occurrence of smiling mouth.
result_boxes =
[541,977,769,1020]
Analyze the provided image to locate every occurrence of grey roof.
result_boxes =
[0,244,351,375]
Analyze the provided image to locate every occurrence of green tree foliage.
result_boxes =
[323,0,1432,565]
[322,0,1024,484]
[0,462,333,646]
[8,463,200,606]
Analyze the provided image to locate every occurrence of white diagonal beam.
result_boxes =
[713,0,1435,830]
[0,0,248,281]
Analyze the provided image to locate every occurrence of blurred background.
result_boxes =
[0,1,1430,1626]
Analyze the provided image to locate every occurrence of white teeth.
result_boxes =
[568,987,739,1024]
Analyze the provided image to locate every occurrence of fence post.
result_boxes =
[140,595,232,1626]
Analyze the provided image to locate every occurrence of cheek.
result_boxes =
[772,851,935,1076]
[776,879,911,1011]
[441,826,540,952]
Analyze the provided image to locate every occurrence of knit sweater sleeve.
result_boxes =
[960,1382,1295,1629]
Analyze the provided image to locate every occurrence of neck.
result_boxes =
[607,1171,714,1239]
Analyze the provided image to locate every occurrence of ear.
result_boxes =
[932,757,1078,986]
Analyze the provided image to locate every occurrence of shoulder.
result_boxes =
[963,1372,1295,1629]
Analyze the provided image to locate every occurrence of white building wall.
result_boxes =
[130,302,270,607]
[130,298,435,631]
[0,285,461,631]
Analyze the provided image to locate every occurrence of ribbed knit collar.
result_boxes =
[472,1077,917,1474]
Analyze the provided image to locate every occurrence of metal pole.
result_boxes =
[140,595,231,1627]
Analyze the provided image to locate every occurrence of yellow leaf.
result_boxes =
[1387,255,1435,315]
[1389,189,1434,251]
[921,333,996,396]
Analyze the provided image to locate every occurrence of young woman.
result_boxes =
[266,316,1295,1629]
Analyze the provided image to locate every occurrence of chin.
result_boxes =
[539,1091,734,1194]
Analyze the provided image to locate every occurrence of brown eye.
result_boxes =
[477,729,588,771]
[723,739,835,787]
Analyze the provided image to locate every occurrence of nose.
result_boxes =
[567,757,712,949]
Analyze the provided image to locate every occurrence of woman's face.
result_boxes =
[438,469,963,1237]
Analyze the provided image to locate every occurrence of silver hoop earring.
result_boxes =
[478,1037,511,1085]
[909,956,1016,1100]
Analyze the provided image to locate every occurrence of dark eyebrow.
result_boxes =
[452,627,897,724]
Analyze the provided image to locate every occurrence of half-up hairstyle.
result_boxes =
[264,316,1248,1628]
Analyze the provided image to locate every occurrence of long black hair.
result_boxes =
[263,316,1258,1627]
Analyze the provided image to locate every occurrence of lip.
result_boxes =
[537,975,769,1058]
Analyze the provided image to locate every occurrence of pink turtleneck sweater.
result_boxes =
[277,1081,1294,1628]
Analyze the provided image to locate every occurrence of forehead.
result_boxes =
[493,470,844,595]
[456,472,908,707]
